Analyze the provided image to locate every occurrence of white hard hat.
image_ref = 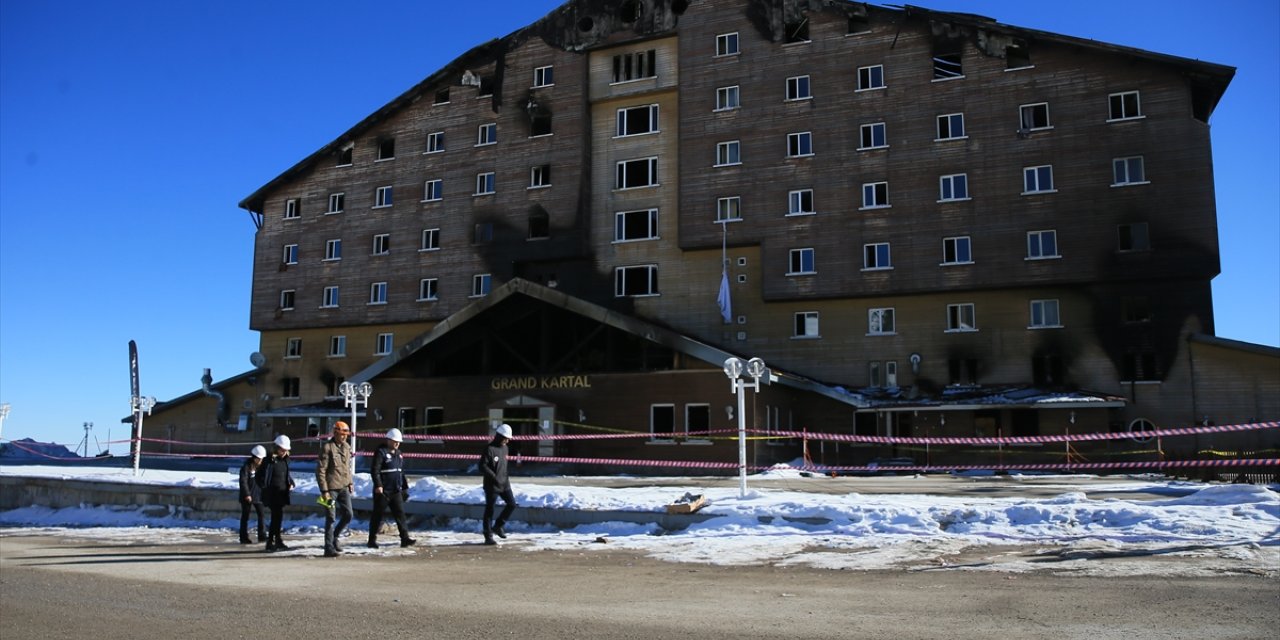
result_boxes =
[387,428,404,443]
[250,445,266,459]
[273,435,291,451]
[496,423,513,439]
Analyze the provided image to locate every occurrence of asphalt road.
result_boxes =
[1,533,1275,640]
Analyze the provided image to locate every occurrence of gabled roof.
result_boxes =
[349,277,867,408]
[119,368,267,424]
[1189,333,1280,358]
[238,0,1234,214]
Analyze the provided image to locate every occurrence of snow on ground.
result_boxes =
[1,464,1277,577]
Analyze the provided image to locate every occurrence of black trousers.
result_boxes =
[483,485,516,535]
[369,491,410,542]
[239,499,264,540]
[266,503,285,544]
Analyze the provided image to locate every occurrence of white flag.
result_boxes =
[717,269,732,324]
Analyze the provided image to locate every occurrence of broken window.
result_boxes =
[1006,39,1031,69]
[336,146,352,166]
[377,138,395,161]
[616,104,659,136]
[528,208,550,240]
[615,265,658,297]
[1122,352,1159,382]
[530,112,552,137]
[848,14,870,34]
[1032,354,1064,386]
[1117,223,1151,252]
[615,157,658,189]
[650,404,675,440]
[614,208,658,241]
[478,75,494,97]
[473,222,493,245]
[434,87,450,104]
[612,49,657,83]
[784,18,809,43]
[619,0,642,23]
[1020,103,1051,131]
[1122,297,1152,323]
[947,358,979,385]
[281,377,300,399]
[933,47,963,80]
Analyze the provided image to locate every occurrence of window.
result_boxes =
[863,243,891,270]
[1122,296,1152,323]
[418,278,439,301]
[1113,156,1147,186]
[715,32,739,57]
[375,333,393,355]
[868,308,895,335]
[947,303,977,332]
[279,290,295,311]
[372,234,390,255]
[285,338,302,359]
[861,182,889,209]
[329,335,346,357]
[322,286,339,308]
[614,208,659,242]
[423,407,445,443]
[715,140,741,166]
[793,312,819,338]
[1109,91,1142,121]
[616,104,659,136]
[475,172,495,195]
[1030,299,1061,328]
[426,131,444,153]
[716,197,741,223]
[859,122,886,149]
[473,222,493,245]
[1023,165,1054,194]
[787,132,813,157]
[434,88,449,104]
[281,377,300,399]
[933,48,962,79]
[651,404,675,441]
[424,179,443,201]
[615,265,658,296]
[869,361,899,387]
[327,193,345,214]
[787,248,815,275]
[398,408,416,432]
[530,164,551,188]
[784,19,809,43]
[1027,230,1059,259]
[942,236,972,265]
[281,244,298,265]
[1032,353,1063,386]
[936,113,965,140]
[284,198,300,219]
[1006,39,1031,69]
[369,282,387,305]
[336,147,353,166]
[375,185,393,208]
[615,157,658,189]
[471,273,491,298]
[530,111,552,137]
[1122,352,1160,382]
[477,75,494,97]
[788,189,814,216]
[686,404,710,440]
[848,14,870,34]
[477,123,497,146]
[857,65,885,90]
[715,85,740,111]
[528,208,550,240]
[939,174,969,201]
[1117,223,1151,252]
[1019,103,1051,131]
[533,65,554,87]
[949,358,979,385]
[324,239,341,261]
[785,75,811,101]
[377,138,395,161]
[417,228,439,252]
[612,49,656,83]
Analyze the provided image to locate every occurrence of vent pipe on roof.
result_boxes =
[201,368,228,426]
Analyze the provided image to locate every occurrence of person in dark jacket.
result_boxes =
[480,423,517,546]
[368,428,416,549]
[256,435,295,552]
[237,445,267,544]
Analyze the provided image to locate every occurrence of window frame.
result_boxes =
[946,303,978,333]
[715,85,740,111]
[611,49,657,84]
[716,197,742,223]
[857,64,885,91]
[324,238,342,262]
[942,236,973,265]
[1019,102,1052,131]
[1030,299,1062,329]
[474,172,496,196]
[418,278,439,302]
[1022,165,1055,194]
[476,122,497,146]
[863,242,892,271]
[327,192,344,214]
[615,104,660,137]
[423,179,443,202]
[321,285,340,309]
[793,311,820,339]
[787,189,815,216]
[285,337,302,359]
[372,233,390,256]
[374,333,393,356]
[328,335,346,358]
[1027,229,1060,260]
[279,289,296,311]
[529,164,552,189]
[425,131,445,154]
[858,122,887,150]
[715,32,739,57]
[938,173,970,202]
[787,248,816,276]
[861,181,890,209]
[281,244,298,265]
[715,140,741,167]
[868,307,896,336]
[1112,156,1148,186]
[368,281,388,305]
[471,273,492,298]
[614,208,659,242]
[420,228,440,252]
[614,157,659,190]
[374,185,393,208]
[1108,91,1143,122]
[614,264,659,297]
[284,198,300,219]
[785,75,812,101]
[1117,222,1151,252]
[786,131,813,158]
[533,65,554,88]
[936,113,966,141]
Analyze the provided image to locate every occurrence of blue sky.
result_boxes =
[2,0,1276,450]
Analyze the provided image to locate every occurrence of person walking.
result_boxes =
[238,445,267,544]
[368,428,416,549]
[316,421,354,557]
[480,423,517,546]
[256,435,295,552]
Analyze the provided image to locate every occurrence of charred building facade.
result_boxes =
[148,1,1279,471]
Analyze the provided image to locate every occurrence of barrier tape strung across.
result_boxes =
[751,421,1280,446]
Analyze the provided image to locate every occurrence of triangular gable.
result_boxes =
[350,278,865,408]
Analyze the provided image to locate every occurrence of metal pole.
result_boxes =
[131,397,154,476]
[737,378,747,498]
[0,403,11,443]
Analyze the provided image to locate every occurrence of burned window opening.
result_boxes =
[785,18,809,43]
[377,138,395,161]
[848,14,870,34]
[671,0,688,15]
[619,0,642,23]
[528,206,550,240]
[577,17,594,32]
[478,75,495,97]
[613,50,657,83]
[336,146,352,166]
[1122,352,1160,382]
[1032,353,1064,386]
[434,87,449,104]
[1006,39,1031,69]
[933,49,963,79]
[1117,222,1151,252]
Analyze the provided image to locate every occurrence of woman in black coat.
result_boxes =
[256,435,295,552]
[238,445,267,544]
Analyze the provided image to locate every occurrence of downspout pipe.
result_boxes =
[201,368,228,426]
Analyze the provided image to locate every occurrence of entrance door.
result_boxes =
[488,404,556,457]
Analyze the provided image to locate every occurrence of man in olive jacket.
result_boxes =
[317,421,354,557]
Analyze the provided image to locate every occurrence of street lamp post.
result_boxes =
[723,357,768,498]
[130,395,156,476]
[338,381,372,477]
[79,422,94,457]
[0,403,10,444]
